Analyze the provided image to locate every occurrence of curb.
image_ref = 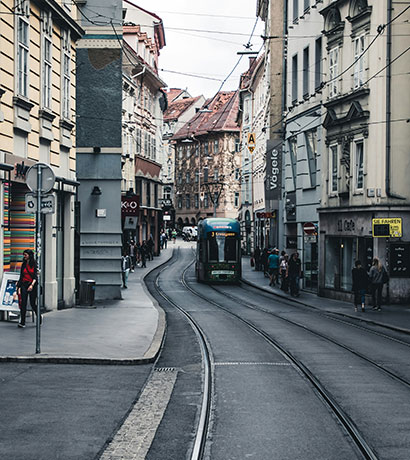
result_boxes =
[0,249,175,365]
[241,277,410,336]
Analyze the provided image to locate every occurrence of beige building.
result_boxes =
[173,91,241,227]
[0,0,83,311]
[318,0,410,302]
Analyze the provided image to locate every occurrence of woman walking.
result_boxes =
[368,257,388,311]
[16,249,40,328]
[352,260,368,312]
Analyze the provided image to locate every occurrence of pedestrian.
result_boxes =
[172,229,177,243]
[140,241,148,267]
[352,260,369,312]
[287,252,302,297]
[268,249,280,286]
[163,231,168,249]
[280,253,289,292]
[254,246,261,271]
[368,257,388,311]
[16,249,41,328]
[121,250,131,288]
[128,240,136,271]
[147,235,154,260]
[135,241,142,267]
[261,247,269,277]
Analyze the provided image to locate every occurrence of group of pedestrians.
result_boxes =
[253,247,302,297]
[121,237,155,288]
[352,257,389,312]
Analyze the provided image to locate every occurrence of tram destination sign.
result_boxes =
[372,218,402,238]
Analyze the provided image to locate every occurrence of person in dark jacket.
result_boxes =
[287,252,302,297]
[254,246,261,271]
[352,260,369,312]
[261,248,269,277]
[140,241,148,268]
[16,249,40,328]
[368,257,388,311]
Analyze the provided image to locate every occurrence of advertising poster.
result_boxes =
[0,272,20,312]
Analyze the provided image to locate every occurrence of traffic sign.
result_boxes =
[372,218,402,238]
[25,193,55,214]
[247,132,256,154]
[26,163,55,193]
[303,222,317,235]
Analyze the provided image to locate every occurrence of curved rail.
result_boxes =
[153,252,212,460]
[181,260,379,460]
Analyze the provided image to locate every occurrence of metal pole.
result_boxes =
[36,166,42,354]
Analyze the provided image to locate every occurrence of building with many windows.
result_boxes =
[172,91,241,228]
[0,0,83,310]
[318,0,410,303]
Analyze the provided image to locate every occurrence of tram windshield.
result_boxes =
[208,231,237,262]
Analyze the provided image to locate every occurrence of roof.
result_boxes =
[163,96,202,122]
[172,91,240,139]
[165,88,185,103]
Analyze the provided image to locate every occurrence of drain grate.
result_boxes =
[155,367,177,372]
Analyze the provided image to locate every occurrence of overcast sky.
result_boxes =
[133,0,265,99]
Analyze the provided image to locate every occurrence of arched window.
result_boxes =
[349,0,368,18]
[325,8,342,32]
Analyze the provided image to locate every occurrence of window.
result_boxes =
[304,0,310,12]
[329,47,339,98]
[167,159,172,178]
[288,136,298,189]
[305,130,317,187]
[303,46,309,97]
[195,169,199,183]
[235,138,240,152]
[330,145,338,193]
[292,54,298,103]
[293,0,299,22]
[195,193,199,208]
[213,140,218,153]
[214,168,219,181]
[204,192,209,208]
[186,145,191,158]
[178,146,183,159]
[62,30,71,118]
[17,16,29,97]
[186,172,190,183]
[186,194,190,209]
[353,35,365,88]
[355,141,364,189]
[146,182,151,207]
[41,12,52,109]
[137,128,141,153]
[177,173,182,185]
[315,38,322,90]
[178,197,182,209]
[235,168,240,181]
[203,167,209,183]
[204,141,209,156]
[234,192,239,207]
[164,187,171,200]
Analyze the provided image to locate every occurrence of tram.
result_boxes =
[195,218,241,283]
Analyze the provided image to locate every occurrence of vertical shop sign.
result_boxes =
[265,139,282,201]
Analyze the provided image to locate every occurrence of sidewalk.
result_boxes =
[241,256,410,335]
[0,244,177,364]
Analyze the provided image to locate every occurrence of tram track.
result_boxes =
[210,283,410,390]
[179,260,380,460]
[152,249,212,460]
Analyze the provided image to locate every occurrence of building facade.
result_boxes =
[282,0,324,292]
[0,0,83,310]
[173,92,241,227]
[318,0,410,303]
[122,3,167,254]
[75,0,123,300]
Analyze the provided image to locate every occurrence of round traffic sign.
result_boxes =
[26,163,55,193]
[303,222,317,235]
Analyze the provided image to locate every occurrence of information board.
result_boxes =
[0,272,20,312]
[372,218,402,238]
[389,242,410,278]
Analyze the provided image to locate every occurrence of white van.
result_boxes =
[182,226,197,241]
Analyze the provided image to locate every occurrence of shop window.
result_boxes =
[325,236,355,291]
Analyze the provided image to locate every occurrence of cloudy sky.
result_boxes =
[133,0,265,98]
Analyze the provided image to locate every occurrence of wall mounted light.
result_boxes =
[91,186,102,196]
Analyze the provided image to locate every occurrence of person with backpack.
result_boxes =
[368,257,389,311]
[352,260,369,312]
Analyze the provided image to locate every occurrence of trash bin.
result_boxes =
[79,280,96,306]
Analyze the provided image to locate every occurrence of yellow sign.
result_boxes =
[372,218,402,238]
[247,132,256,154]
